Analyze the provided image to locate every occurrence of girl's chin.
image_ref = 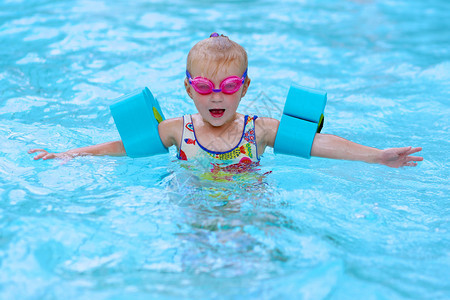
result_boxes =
[205,115,230,127]
[200,111,237,127]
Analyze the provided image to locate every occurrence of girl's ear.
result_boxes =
[184,78,194,99]
[240,77,251,98]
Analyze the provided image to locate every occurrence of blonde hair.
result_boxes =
[186,34,248,78]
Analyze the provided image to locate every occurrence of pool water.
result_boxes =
[1,0,449,299]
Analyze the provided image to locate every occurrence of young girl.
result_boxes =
[28,34,423,169]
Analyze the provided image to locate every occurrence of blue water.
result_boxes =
[1,0,449,299]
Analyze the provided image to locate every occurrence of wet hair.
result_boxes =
[186,34,248,78]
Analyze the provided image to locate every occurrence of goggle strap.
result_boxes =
[242,68,248,80]
[186,70,193,84]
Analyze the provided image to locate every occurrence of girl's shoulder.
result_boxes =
[255,117,280,148]
[158,117,183,148]
[159,116,183,130]
[255,116,280,129]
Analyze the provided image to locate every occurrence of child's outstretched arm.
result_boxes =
[28,117,182,161]
[310,133,423,168]
[28,141,126,160]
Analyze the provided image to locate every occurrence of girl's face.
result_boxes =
[185,62,250,128]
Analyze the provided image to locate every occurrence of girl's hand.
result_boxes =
[379,146,423,168]
[27,149,73,161]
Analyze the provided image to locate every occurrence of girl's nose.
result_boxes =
[210,91,223,102]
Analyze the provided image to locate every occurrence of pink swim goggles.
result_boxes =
[186,68,248,95]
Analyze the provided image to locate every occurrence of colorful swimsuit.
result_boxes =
[177,114,260,173]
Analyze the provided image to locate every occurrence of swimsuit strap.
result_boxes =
[177,115,195,160]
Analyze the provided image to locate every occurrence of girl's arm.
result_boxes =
[29,117,183,161]
[28,140,126,160]
[157,117,182,149]
[255,117,280,157]
[28,141,126,160]
[257,118,423,168]
[311,133,423,168]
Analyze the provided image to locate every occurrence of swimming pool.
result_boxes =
[1,0,449,299]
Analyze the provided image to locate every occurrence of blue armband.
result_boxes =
[110,87,168,158]
[273,84,327,158]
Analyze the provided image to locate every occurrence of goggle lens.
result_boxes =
[192,80,213,94]
[220,77,242,94]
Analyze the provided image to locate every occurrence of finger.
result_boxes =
[28,148,47,154]
[406,156,423,162]
[393,146,412,155]
[34,152,48,160]
[406,147,422,155]
[404,162,417,167]
[42,154,56,160]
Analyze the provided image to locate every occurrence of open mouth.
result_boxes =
[209,109,225,118]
